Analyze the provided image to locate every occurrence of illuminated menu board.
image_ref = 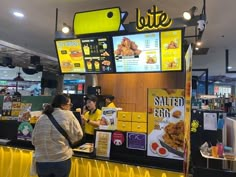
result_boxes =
[80,37,115,73]
[55,39,86,73]
[113,32,161,72]
[161,30,182,71]
[112,29,183,72]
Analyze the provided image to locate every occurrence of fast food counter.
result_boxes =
[0,145,184,177]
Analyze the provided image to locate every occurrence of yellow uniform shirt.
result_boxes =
[84,109,102,135]
[107,102,116,108]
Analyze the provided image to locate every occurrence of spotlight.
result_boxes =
[183,6,197,20]
[196,41,202,46]
[62,23,70,33]
[195,47,199,51]
[197,14,206,31]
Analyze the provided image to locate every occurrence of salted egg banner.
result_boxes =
[147,88,185,160]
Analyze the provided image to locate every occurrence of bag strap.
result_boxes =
[46,113,72,146]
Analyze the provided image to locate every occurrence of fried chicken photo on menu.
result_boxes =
[162,121,184,151]
[114,37,142,56]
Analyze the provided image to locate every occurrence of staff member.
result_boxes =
[81,95,102,142]
[105,95,116,108]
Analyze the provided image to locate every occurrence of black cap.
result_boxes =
[85,95,97,102]
[105,95,115,100]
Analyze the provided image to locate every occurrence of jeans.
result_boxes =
[36,158,71,177]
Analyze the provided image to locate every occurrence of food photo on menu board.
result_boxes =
[147,88,185,160]
[55,39,86,73]
[80,37,115,73]
[160,30,182,71]
[112,32,161,72]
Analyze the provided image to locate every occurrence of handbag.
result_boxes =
[47,113,78,148]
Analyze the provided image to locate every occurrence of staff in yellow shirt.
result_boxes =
[81,95,102,142]
[105,95,116,108]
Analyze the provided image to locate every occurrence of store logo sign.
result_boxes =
[136,5,172,31]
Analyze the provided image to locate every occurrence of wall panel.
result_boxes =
[97,72,185,112]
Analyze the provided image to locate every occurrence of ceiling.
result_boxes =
[0,0,235,82]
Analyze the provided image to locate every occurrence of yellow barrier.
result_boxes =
[0,146,184,177]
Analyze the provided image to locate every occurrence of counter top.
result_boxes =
[0,140,183,172]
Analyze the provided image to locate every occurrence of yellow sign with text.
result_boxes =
[161,30,182,71]
[55,39,86,73]
[73,7,127,35]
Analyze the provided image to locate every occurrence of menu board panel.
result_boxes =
[147,88,185,160]
[55,39,86,73]
[80,37,115,73]
[113,32,161,72]
[161,30,182,71]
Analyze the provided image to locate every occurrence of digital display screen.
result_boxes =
[55,39,86,74]
[112,29,183,73]
[113,32,161,72]
[80,37,115,73]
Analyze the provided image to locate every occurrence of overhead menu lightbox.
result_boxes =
[55,37,115,74]
[112,28,183,73]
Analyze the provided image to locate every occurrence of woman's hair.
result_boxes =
[43,94,70,114]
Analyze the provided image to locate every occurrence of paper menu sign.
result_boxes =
[95,131,112,157]
[161,30,182,71]
[203,113,217,131]
[99,107,117,130]
[147,88,185,160]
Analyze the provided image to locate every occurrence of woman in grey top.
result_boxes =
[32,94,83,177]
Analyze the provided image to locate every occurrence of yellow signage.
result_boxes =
[183,45,193,177]
[74,7,127,35]
[161,30,182,71]
[147,88,185,160]
[55,39,86,73]
[136,5,172,31]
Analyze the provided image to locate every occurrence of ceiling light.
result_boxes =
[13,12,24,18]
[228,66,232,69]
[62,23,70,34]
[183,6,197,20]
[195,47,199,51]
[196,41,202,46]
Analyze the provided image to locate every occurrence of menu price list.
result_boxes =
[81,37,114,73]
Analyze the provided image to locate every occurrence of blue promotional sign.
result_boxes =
[126,132,146,150]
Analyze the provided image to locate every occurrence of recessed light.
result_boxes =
[228,66,232,69]
[13,12,24,18]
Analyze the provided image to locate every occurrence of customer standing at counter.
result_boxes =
[105,95,116,108]
[81,95,102,142]
[32,94,83,177]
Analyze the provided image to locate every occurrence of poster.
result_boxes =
[55,39,86,73]
[183,44,193,177]
[99,107,117,130]
[95,131,112,157]
[161,30,182,71]
[147,88,185,160]
[2,95,13,116]
[127,132,146,150]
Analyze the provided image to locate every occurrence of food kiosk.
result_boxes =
[0,5,219,177]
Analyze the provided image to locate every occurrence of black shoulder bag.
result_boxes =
[47,113,76,148]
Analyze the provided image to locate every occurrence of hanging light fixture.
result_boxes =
[13,72,24,81]
[183,6,197,20]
